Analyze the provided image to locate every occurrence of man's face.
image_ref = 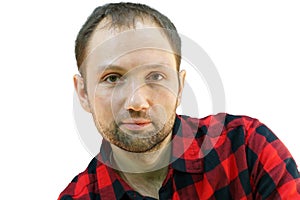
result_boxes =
[75,20,185,153]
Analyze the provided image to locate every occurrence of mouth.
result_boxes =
[119,119,152,131]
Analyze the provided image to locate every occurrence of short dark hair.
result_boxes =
[75,2,181,73]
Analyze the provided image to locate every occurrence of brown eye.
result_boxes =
[104,74,121,84]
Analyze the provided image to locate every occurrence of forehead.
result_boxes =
[82,18,176,72]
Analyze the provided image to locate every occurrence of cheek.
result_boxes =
[91,95,114,122]
[89,84,112,110]
[153,89,178,113]
[93,91,125,121]
[155,87,178,103]
[152,80,179,105]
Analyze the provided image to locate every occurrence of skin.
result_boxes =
[74,18,186,198]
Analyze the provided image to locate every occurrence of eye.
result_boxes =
[146,72,165,81]
[103,74,122,84]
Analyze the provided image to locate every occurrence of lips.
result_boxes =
[119,118,152,131]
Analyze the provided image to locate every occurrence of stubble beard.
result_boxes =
[95,111,176,153]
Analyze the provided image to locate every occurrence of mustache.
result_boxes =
[115,110,152,124]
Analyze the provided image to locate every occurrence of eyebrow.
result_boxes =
[99,65,125,72]
[98,63,173,72]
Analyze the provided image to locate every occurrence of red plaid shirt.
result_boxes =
[59,113,300,199]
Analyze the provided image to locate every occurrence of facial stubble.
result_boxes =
[94,109,176,153]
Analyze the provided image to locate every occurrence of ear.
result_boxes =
[176,70,186,107]
[73,74,91,113]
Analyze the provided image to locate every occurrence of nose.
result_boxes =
[124,83,150,111]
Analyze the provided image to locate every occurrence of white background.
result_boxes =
[0,0,299,199]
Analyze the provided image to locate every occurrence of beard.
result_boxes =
[94,108,176,153]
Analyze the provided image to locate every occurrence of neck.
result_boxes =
[118,166,169,199]
[111,133,172,199]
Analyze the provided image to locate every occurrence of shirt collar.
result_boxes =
[170,115,204,173]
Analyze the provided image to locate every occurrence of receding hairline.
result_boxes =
[75,3,182,78]
[80,16,179,76]
[85,15,163,57]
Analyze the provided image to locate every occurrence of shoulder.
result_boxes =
[177,113,279,152]
[178,112,262,136]
[58,157,104,199]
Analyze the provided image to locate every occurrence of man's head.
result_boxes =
[74,2,186,153]
[75,2,181,75]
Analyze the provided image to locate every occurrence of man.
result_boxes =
[59,2,300,199]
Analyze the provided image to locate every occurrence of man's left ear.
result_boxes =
[177,70,186,107]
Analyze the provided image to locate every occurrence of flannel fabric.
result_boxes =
[59,113,300,199]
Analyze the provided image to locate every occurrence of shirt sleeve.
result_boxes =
[245,118,300,199]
